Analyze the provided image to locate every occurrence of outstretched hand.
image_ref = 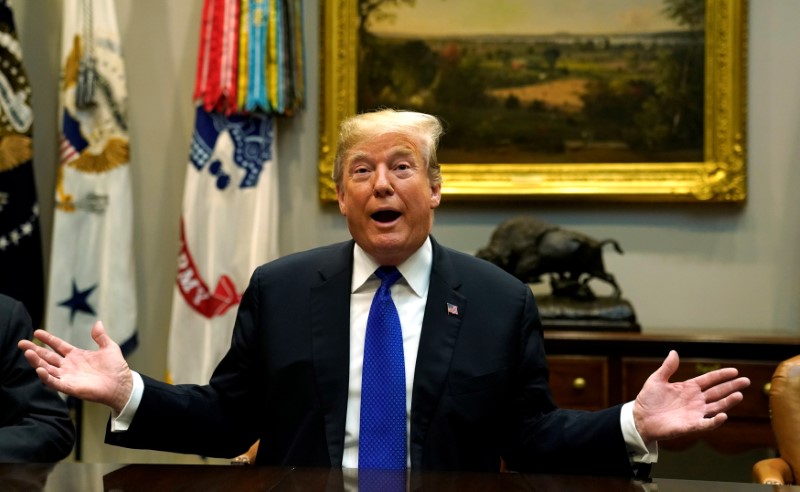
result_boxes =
[17,321,133,413]
[633,350,750,444]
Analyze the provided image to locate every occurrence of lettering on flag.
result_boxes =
[175,219,241,318]
[168,0,303,385]
[167,106,278,384]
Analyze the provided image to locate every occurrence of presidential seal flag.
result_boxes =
[166,107,278,384]
[0,1,44,328]
[45,0,137,353]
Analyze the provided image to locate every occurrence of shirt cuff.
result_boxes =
[621,401,658,464]
[110,371,144,432]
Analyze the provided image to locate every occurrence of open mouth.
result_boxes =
[371,210,401,223]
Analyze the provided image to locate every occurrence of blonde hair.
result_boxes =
[333,109,443,187]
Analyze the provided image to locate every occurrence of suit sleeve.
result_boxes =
[104,270,266,458]
[501,287,633,476]
[0,298,75,462]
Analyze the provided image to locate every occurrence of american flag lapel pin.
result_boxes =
[446,302,459,316]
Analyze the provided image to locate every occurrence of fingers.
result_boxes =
[31,329,75,357]
[701,376,749,413]
[34,366,70,394]
[91,321,112,348]
[20,344,66,392]
[21,347,67,393]
[19,344,44,370]
[693,366,743,392]
[27,321,112,354]
[676,411,730,438]
[696,413,729,433]
[17,338,37,353]
[704,391,744,416]
[651,350,680,382]
[19,337,66,372]
[19,342,46,367]
[703,375,751,402]
[22,343,64,369]
[700,375,749,427]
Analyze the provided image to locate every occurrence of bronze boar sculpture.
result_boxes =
[476,216,638,331]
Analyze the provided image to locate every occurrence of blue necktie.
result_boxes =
[359,266,406,470]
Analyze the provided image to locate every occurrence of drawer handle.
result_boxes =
[763,382,771,396]
[572,377,587,390]
[694,363,721,375]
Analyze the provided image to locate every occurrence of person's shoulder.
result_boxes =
[0,294,30,347]
[0,293,17,313]
[436,242,525,288]
[253,241,353,276]
[0,293,24,326]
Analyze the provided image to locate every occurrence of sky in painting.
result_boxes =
[369,0,684,37]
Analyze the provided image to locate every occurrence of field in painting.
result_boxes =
[358,29,704,164]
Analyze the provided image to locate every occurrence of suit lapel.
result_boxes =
[310,241,354,466]
[409,238,465,468]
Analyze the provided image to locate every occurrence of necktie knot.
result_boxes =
[375,266,401,290]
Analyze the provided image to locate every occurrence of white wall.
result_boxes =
[10,0,800,465]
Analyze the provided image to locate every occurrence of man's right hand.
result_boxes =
[18,321,134,414]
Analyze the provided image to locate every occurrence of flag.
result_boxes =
[167,0,303,384]
[446,303,459,316]
[166,106,278,384]
[0,1,44,328]
[45,0,137,354]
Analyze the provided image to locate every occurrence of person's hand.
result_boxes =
[18,321,134,413]
[633,350,750,444]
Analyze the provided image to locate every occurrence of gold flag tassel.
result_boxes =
[75,0,97,109]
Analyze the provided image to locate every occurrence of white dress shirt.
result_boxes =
[341,238,432,468]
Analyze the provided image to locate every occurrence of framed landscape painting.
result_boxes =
[319,0,747,202]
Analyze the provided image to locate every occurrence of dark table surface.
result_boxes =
[0,463,797,492]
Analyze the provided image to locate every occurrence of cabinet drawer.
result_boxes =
[621,358,774,419]
[547,356,608,410]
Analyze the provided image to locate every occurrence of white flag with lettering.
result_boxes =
[46,0,137,353]
[167,107,278,384]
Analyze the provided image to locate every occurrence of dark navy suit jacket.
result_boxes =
[106,237,632,475]
[1,294,75,462]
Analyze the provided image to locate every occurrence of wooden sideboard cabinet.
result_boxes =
[543,330,800,453]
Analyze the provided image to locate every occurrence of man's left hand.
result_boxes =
[633,350,751,444]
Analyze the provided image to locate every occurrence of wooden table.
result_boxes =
[0,463,795,491]
[543,329,800,453]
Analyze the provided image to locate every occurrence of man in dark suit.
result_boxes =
[19,110,749,476]
[1,294,75,462]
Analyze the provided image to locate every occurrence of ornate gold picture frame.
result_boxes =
[319,0,747,202]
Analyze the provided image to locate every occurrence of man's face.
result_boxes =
[337,132,441,266]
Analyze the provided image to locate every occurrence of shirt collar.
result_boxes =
[351,237,432,298]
